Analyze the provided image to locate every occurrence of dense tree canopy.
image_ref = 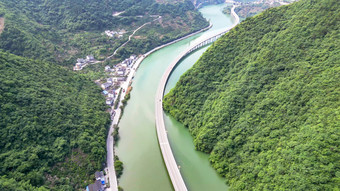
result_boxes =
[0,0,151,31]
[0,0,210,190]
[164,0,340,190]
[0,51,110,190]
[0,0,208,65]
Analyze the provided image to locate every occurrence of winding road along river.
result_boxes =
[115,4,235,191]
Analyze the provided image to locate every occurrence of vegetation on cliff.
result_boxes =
[233,0,299,18]
[0,51,110,190]
[164,0,339,190]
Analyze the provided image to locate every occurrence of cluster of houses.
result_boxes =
[73,55,96,71]
[105,30,125,38]
[100,55,138,108]
[234,0,294,6]
[86,171,105,191]
[102,88,117,108]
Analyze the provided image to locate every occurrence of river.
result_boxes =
[115,4,234,191]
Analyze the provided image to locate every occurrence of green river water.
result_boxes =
[115,4,234,191]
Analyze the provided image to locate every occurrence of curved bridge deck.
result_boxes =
[155,5,239,191]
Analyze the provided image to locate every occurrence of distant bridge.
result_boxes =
[187,31,226,53]
[154,4,239,191]
[187,6,239,55]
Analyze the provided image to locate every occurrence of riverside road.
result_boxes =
[154,4,239,191]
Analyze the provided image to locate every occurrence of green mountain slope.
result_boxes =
[0,0,208,65]
[164,0,340,190]
[0,51,110,190]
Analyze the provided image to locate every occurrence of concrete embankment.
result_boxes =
[105,19,212,191]
[154,5,239,191]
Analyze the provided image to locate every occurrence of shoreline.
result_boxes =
[134,22,213,71]
[154,4,239,190]
[105,17,213,191]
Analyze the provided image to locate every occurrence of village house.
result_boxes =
[130,54,137,60]
[101,82,112,90]
[102,90,108,95]
[95,171,105,185]
[105,30,118,37]
[105,65,111,72]
[122,58,131,66]
[122,54,137,67]
[77,58,86,63]
[111,77,118,83]
[126,68,131,74]
[121,63,128,68]
[86,55,95,62]
[74,55,95,71]
[122,59,129,65]
[106,97,114,106]
[86,180,104,191]
[86,171,105,191]
[73,62,83,71]
[117,70,125,76]
[117,77,127,82]
[107,78,113,83]
[108,90,116,98]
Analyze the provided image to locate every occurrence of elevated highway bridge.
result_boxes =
[154,4,239,191]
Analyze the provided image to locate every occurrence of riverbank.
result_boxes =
[105,14,213,191]
[154,4,239,190]
[114,3,237,191]
[76,16,212,71]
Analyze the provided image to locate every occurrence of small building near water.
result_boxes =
[106,98,114,106]
[108,90,115,98]
[86,171,105,191]
[95,171,105,185]
[117,70,125,76]
[86,180,103,191]
[101,82,112,90]
[117,77,127,82]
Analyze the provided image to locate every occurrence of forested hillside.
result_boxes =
[0,51,110,190]
[0,0,211,190]
[164,0,339,190]
[0,0,208,65]
[191,0,225,8]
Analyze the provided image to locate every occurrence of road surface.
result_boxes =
[104,13,214,191]
[154,5,239,191]
[105,55,143,191]
[107,16,162,60]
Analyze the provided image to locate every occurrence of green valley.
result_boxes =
[1,0,339,190]
[164,0,339,190]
